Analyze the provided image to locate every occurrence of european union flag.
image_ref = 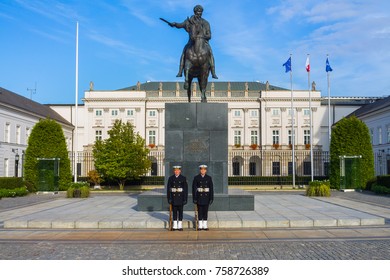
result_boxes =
[326,58,333,72]
[283,57,291,73]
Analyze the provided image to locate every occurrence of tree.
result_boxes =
[330,115,374,189]
[24,118,72,192]
[93,120,151,190]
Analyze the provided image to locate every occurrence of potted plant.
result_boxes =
[148,143,156,149]
[288,144,293,149]
[234,143,241,148]
[272,143,280,149]
[305,143,311,150]
[250,143,258,150]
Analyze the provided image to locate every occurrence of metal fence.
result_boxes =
[69,150,389,184]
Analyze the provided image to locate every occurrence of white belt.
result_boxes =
[171,188,183,192]
[197,187,209,192]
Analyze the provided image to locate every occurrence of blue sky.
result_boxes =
[1,0,390,104]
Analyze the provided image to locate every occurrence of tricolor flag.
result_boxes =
[305,56,310,72]
[326,58,333,72]
[283,57,291,72]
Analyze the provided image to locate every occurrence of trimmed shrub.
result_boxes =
[24,118,72,192]
[371,185,390,195]
[66,182,90,198]
[0,187,28,198]
[306,180,331,197]
[365,177,377,191]
[377,176,390,188]
[0,177,24,190]
[330,116,374,189]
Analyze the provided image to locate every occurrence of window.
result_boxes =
[111,109,118,116]
[304,129,311,145]
[149,110,157,117]
[288,162,293,175]
[251,130,258,145]
[272,109,280,116]
[272,130,279,145]
[231,162,239,176]
[288,109,295,116]
[233,110,241,117]
[234,130,241,145]
[303,161,311,175]
[95,130,102,141]
[303,109,310,116]
[387,126,390,144]
[26,127,30,144]
[148,130,156,145]
[288,130,292,145]
[16,125,21,144]
[127,109,134,117]
[378,127,382,145]
[250,110,258,117]
[272,162,280,176]
[249,162,256,176]
[370,128,374,143]
[5,123,10,143]
[95,109,103,116]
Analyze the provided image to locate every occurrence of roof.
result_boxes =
[320,96,382,106]
[347,95,390,118]
[0,87,73,127]
[118,81,287,93]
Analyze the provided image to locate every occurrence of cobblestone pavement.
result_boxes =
[1,190,389,260]
[0,238,389,260]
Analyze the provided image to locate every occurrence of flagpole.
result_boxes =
[307,54,314,182]
[327,54,331,148]
[290,54,295,189]
[74,21,79,183]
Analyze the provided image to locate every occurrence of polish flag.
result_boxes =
[305,56,310,72]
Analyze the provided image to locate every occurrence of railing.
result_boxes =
[69,150,330,177]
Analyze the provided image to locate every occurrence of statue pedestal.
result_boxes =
[137,103,254,211]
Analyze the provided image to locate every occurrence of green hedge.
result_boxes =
[0,187,28,198]
[371,185,390,195]
[377,176,390,188]
[0,177,24,190]
[228,176,328,186]
[306,180,331,197]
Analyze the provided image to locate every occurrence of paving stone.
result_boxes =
[51,221,75,229]
[3,220,28,228]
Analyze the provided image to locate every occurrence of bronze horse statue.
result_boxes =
[183,23,211,102]
[161,5,218,103]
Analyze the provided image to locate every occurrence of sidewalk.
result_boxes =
[0,193,385,229]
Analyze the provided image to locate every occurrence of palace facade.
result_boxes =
[49,81,378,177]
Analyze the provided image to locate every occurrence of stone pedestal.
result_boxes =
[165,103,228,194]
[137,103,254,211]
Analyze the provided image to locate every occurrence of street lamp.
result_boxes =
[15,153,20,177]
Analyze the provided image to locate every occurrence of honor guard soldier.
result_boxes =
[192,165,214,230]
[167,166,188,231]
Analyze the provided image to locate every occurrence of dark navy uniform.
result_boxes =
[167,174,188,222]
[192,174,214,225]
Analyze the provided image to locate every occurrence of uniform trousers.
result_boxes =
[172,205,184,221]
[197,204,209,220]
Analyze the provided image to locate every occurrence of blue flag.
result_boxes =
[326,58,333,72]
[283,57,292,72]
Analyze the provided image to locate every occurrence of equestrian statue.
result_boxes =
[161,5,218,103]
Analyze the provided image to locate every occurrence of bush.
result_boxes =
[371,185,390,195]
[306,180,331,197]
[24,118,72,192]
[66,182,90,198]
[377,176,390,188]
[365,177,377,191]
[0,177,24,190]
[0,187,28,198]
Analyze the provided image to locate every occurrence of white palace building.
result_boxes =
[46,81,383,178]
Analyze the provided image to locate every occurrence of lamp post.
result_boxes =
[15,153,20,177]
